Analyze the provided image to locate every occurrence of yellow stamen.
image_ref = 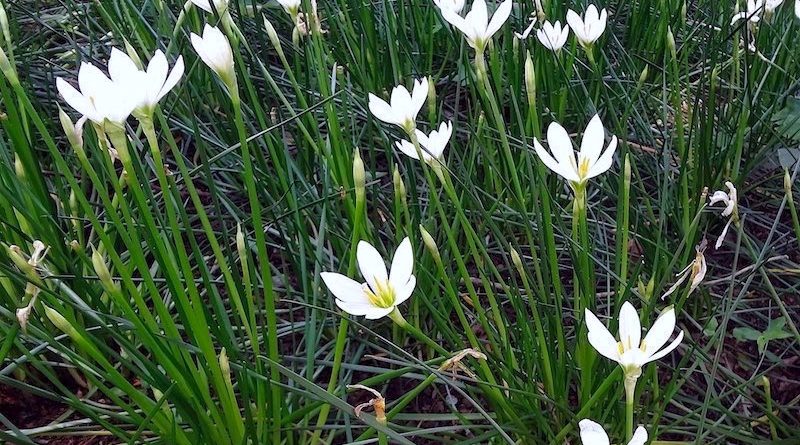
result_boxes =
[365,279,396,308]
[577,156,591,179]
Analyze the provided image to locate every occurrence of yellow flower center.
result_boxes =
[577,156,591,180]
[365,280,396,309]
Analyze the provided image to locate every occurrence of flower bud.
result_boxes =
[219,347,232,385]
[666,27,676,60]
[7,245,32,275]
[45,305,78,338]
[524,52,536,108]
[123,40,144,70]
[353,148,366,204]
[0,2,11,47]
[92,248,114,291]
[419,225,441,264]
[263,16,284,59]
[236,223,246,259]
[0,45,18,86]
[393,166,406,205]
[59,107,86,150]
[637,65,649,87]
[427,77,436,122]
[510,247,524,276]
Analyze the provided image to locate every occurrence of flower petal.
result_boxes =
[56,77,96,121]
[389,237,414,289]
[580,114,605,164]
[410,77,428,120]
[108,48,139,82]
[485,0,512,40]
[645,329,684,364]
[363,306,395,320]
[369,93,399,125]
[587,135,617,180]
[628,426,648,445]
[618,301,642,350]
[585,309,621,363]
[578,419,610,445]
[357,240,389,291]
[642,306,677,357]
[321,272,367,304]
[158,55,184,102]
[394,275,416,306]
[396,139,421,160]
[547,121,577,170]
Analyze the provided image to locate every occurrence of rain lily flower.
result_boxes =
[709,181,739,249]
[439,0,513,51]
[566,5,608,48]
[536,20,570,51]
[191,24,236,86]
[320,238,416,320]
[662,240,707,300]
[368,78,428,133]
[395,121,453,164]
[107,48,184,119]
[533,114,617,189]
[277,0,302,18]
[56,59,138,127]
[585,302,684,398]
[190,0,229,15]
[731,0,783,25]
[579,419,647,445]
[433,0,465,13]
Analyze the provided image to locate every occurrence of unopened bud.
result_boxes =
[353,149,365,204]
[393,166,406,204]
[419,225,440,264]
[44,305,78,338]
[7,245,32,275]
[427,77,436,121]
[92,248,114,290]
[219,347,232,384]
[637,66,649,87]
[0,45,18,86]
[263,16,284,58]
[14,154,24,180]
[666,27,676,59]
[510,247,524,275]
[59,107,85,149]
[236,223,246,259]
[123,40,143,69]
[0,2,11,47]
[524,52,536,107]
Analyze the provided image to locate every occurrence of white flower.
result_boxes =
[585,302,684,380]
[395,121,453,163]
[515,19,537,40]
[321,238,416,320]
[709,181,738,249]
[579,419,648,445]
[566,5,608,47]
[661,241,707,300]
[533,114,617,187]
[796,0,800,18]
[731,0,782,25]
[190,0,228,14]
[56,60,138,126]
[434,0,465,13]
[190,24,235,83]
[536,20,570,51]
[277,0,302,16]
[368,78,428,132]
[439,0,513,50]
[107,48,184,117]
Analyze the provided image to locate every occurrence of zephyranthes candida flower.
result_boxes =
[321,238,415,320]
[277,0,302,18]
[56,58,138,126]
[395,121,453,164]
[536,20,570,51]
[533,114,617,188]
[368,78,428,132]
[433,0,465,13]
[661,240,707,300]
[190,0,229,15]
[585,302,684,383]
[190,24,235,85]
[439,0,512,51]
[106,48,184,118]
[566,5,608,48]
[579,419,647,445]
[731,0,783,25]
[709,181,738,249]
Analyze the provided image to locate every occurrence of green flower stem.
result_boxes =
[228,88,282,444]
[572,183,595,404]
[625,374,638,442]
[388,308,448,356]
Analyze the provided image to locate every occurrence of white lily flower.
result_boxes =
[439,0,513,51]
[709,181,739,249]
[796,0,800,18]
[731,0,782,25]
[536,20,570,51]
[662,240,707,300]
[434,0,465,13]
[190,0,228,15]
[579,419,648,445]
[395,121,453,163]
[566,5,608,47]
[56,59,138,126]
[321,238,416,320]
[190,24,235,84]
[106,48,184,118]
[585,302,684,384]
[368,78,428,132]
[277,0,302,17]
[533,114,617,188]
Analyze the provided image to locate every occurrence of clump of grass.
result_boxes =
[0,0,798,444]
